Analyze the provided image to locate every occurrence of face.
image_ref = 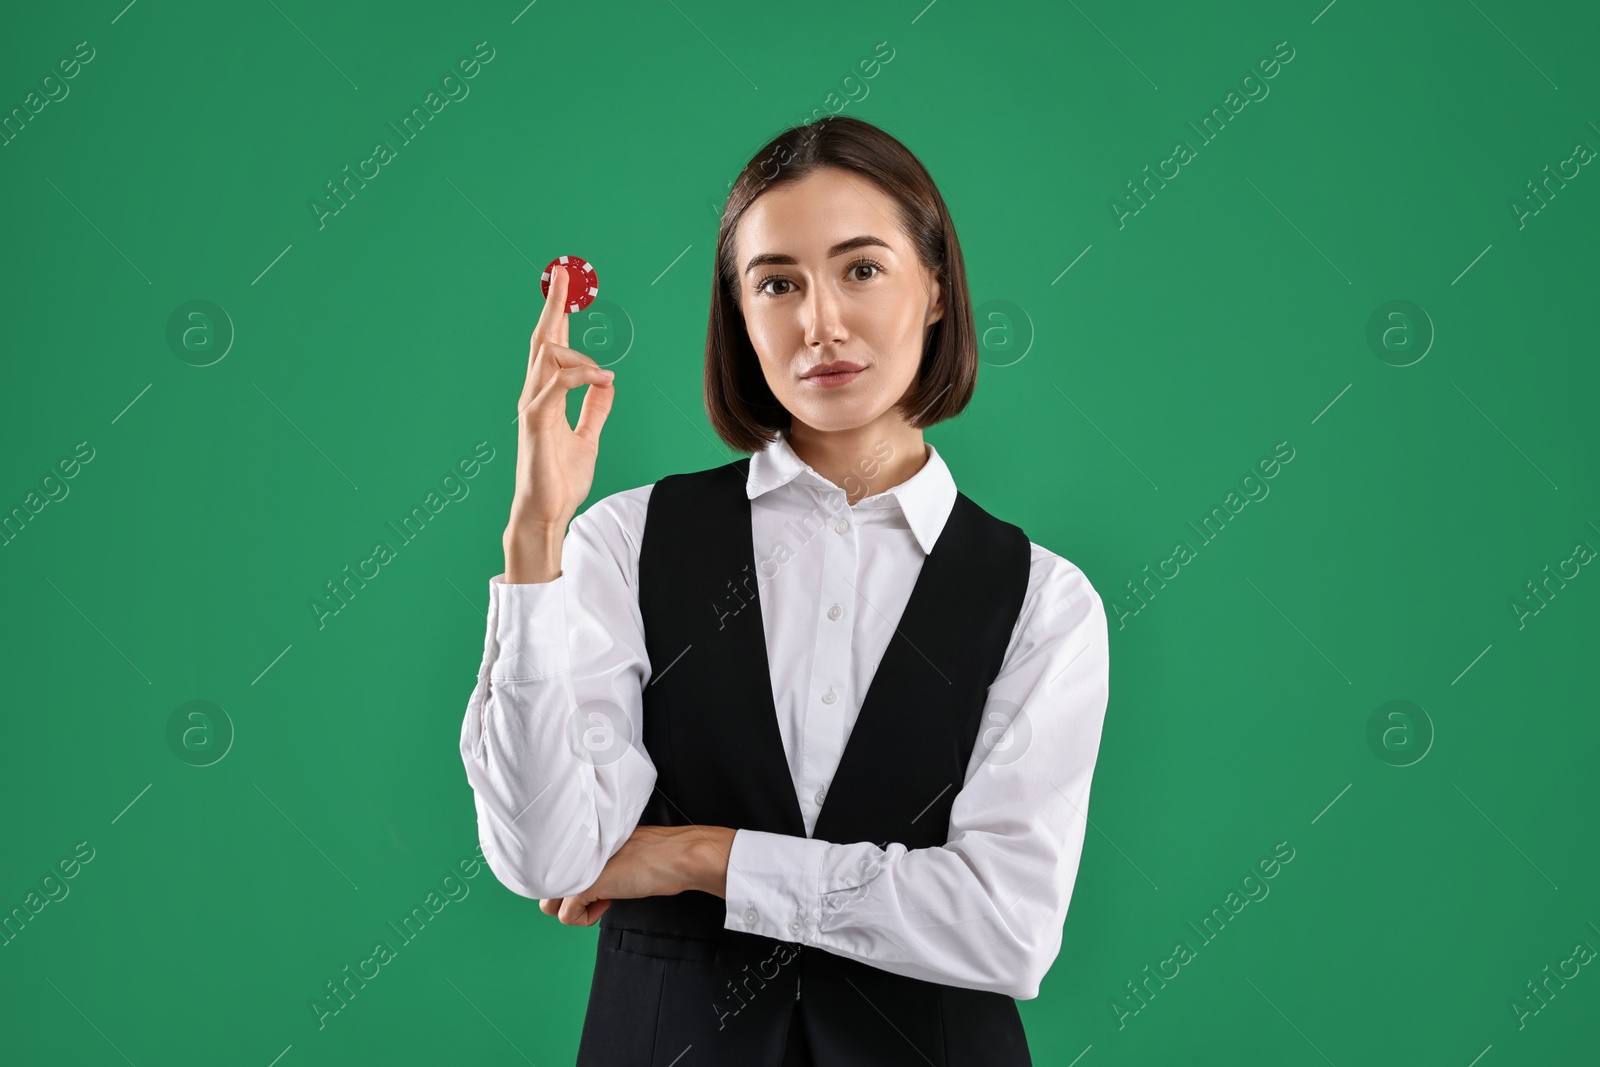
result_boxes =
[733,166,944,434]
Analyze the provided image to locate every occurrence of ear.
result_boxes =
[925,271,945,328]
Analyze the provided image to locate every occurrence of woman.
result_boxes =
[459,115,1110,1066]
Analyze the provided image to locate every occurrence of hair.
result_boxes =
[704,115,978,455]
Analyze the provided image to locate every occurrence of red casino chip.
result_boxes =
[541,255,600,314]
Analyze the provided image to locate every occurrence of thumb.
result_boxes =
[559,893,595,925]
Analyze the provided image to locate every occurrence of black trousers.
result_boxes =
[781,997,813,1067]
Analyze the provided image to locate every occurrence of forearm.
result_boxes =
[721,827,1080,1000]
[502,516,564,584]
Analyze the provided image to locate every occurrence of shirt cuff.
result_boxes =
[487,572,570,681]
[723,829,830,944]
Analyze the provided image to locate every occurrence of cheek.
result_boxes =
[863,283,925,340]
[864,293,927,374]
[742,301,785,344]
[746,313,785,353]
[742,315,793,393]
[884,350,924,400]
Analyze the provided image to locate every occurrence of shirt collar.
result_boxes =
[746,428,957,556]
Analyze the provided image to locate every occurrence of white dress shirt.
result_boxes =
[459,429,1110,1000]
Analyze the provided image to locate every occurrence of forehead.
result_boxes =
[736,167,906,257]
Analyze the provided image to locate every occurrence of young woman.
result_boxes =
[459,115,1110,1066]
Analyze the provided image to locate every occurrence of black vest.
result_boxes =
[575,458,1035,1066]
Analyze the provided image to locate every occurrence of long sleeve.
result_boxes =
[721,546,1110,1000]
[459,487,658,900]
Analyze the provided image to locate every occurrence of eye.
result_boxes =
[753,274,794,297]
[752,257,885,298]
[847,257,884,282]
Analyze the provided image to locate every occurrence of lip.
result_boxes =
[801,361,866,387]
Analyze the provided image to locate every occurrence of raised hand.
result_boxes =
[503,264,616,583]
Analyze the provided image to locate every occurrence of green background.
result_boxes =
[3,0,1597,1063]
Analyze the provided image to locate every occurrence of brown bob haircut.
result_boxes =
[704,115,978,455]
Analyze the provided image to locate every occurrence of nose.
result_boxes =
[803,279,847,348]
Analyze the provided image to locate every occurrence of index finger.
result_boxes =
[532,261,571,356]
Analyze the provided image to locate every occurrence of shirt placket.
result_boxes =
[802,485,856,844]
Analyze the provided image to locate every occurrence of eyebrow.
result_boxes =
[743,235,891,275]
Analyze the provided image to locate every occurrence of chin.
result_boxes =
[790,402,882,433]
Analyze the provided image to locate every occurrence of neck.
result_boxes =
[785,413,928,506]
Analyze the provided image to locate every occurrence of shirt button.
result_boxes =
[827,604,842,621]
[815,787,827,805]
[834,519,850,534]
[821,689,836,705]
[788,919,802,935]
[743,907,758,925]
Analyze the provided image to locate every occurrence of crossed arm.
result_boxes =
[536,824,736,925]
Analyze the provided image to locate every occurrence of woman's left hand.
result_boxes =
[539,824,735,926]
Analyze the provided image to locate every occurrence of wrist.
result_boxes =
[503,525,564,584]
[687,826,736,898]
